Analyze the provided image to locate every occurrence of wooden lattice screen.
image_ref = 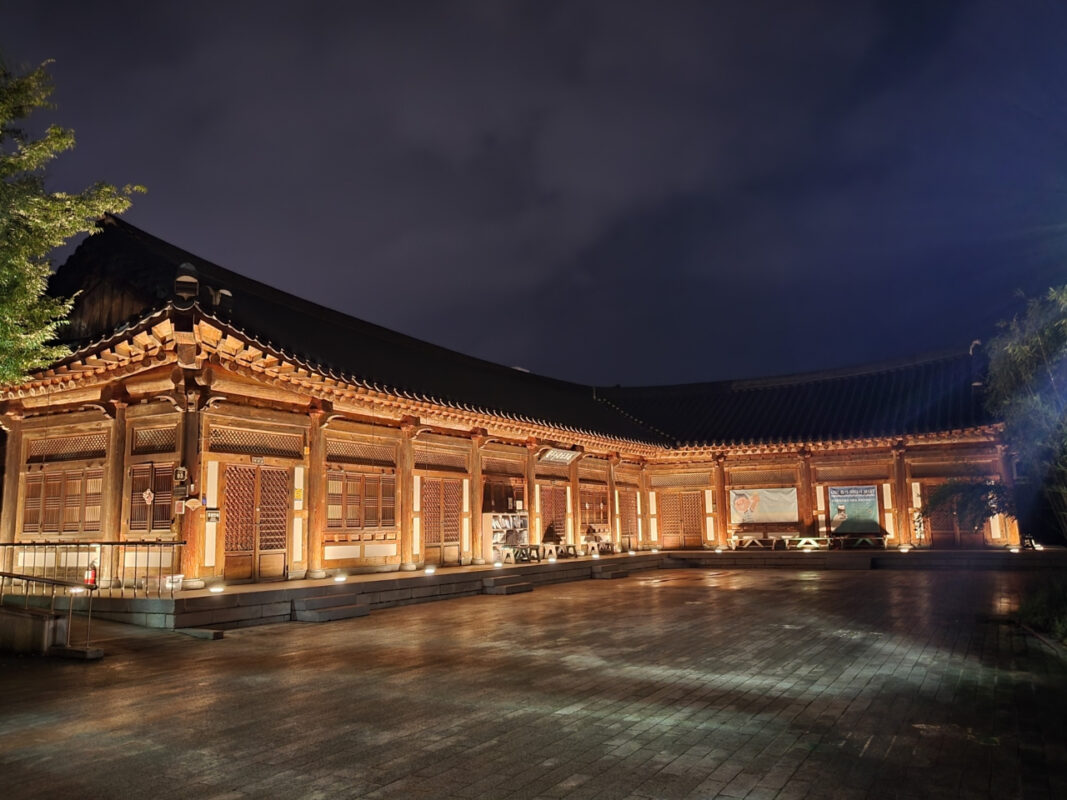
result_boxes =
[729,469,797,486]
[414,447,468,473]
[618,488,638,540]
[129,463,175,533]
[326,439,396,467]
[658,493,681,535]
[540,484,568,535]
[482,456,525,476]
[132,426,178,456]
[650,472,710,488]
[580,487,608,526]
[22,467,103,536]
[327,471,397,530]
[681,492,703,537]
[27,433,108,464]
[421,477,462,546]
[209,427,303,459]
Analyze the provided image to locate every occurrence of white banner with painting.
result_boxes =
[729,487,798,524]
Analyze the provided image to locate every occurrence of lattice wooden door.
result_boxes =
[681,491,704,548]
[658,493,681,549]
[224,465,289,581]
[920,485,986,549]
[618,489,638,550]
[420,476,463,565]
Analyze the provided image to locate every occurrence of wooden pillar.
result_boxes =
[0,415,23,573]
[891,442,911,545]
[470,432,485,564]
[100,402,127,544]
[714,454,729,548]
[179,395,205,587]
[399,419,417,570]
[607,454,619,549]
[997,444,1021,545]
[797,450,814,537]
[569,458,581,547]
[306,409,327,578]
[525,439,539,542]
[638,466,652,549]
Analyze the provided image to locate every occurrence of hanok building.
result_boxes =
[0,217,1019,587]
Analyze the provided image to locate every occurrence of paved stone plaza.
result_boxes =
[1,568,1065,799]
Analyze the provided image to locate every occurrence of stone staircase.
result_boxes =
[291,594,371,623]
[591,561,630,580]
[481,574,533,595]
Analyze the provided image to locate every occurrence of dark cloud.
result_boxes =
[2,0,1066,384]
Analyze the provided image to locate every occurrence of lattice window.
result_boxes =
[729,469,798,486]
[21,467,103,536]
[910,462,996,479]
[326,438,396,467]
[132,426,178,456]
[580,487,609,527]
[420,477,463,546]
[258,469,290,552]
[540,484,568,535]
[681,492,703,536]
[209,426,303,458]
[327,470,396,531]
[578,459,609,484]
[129,463,175,533]
[535,462,570,479]
[619,488,639,540]
[650,472,710,488]
[817,465,889,482]
[27,433,107,464]
[482,456,525,476]
[658,493,681,535]
[414,447,467,473]
[224,466,256,553]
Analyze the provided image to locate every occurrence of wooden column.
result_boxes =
[0,415,23,573]
[798,450,814,537]
[399,419,417,570]
[179,394,205,587]
[306,409,327,578]
[569,458,581,546]
[638,466,652,549]
[997,444,1021,545]
[607,454,619,549]
[525,439,539,542]
[470,432,485,564]
[101,402,127,543]
[714,454,729,547]
[891,442,911,545]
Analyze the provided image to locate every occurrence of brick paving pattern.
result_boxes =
[1,568,1065,799]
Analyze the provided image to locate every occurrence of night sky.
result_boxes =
[3,1,1066,386]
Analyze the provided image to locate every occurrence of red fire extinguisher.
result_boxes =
[84,562,97,587]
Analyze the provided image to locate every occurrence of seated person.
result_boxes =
[542,523,562,544]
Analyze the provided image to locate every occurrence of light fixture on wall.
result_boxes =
[425,565,437,575]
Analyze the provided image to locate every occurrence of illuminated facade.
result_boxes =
[0,218,1019,586]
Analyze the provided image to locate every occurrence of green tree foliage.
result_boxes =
[921,479,1015,534]
[985,286,1067,539]
[0,59,140,384]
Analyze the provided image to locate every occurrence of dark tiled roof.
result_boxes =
[599,351,993,446]
[50,217,994,448]
[50,217,662,444]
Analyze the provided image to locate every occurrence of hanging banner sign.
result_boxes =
[828,485,880,533]
[729,487,798,523]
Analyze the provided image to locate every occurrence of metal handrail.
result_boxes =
[0,540,186,599]
[0,570,98,649]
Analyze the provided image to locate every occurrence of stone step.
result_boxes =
[292,602,370,623]
[481,575,529,589]
[293,594,365,612]
[483,582,533,595]
[593,570,629,579]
